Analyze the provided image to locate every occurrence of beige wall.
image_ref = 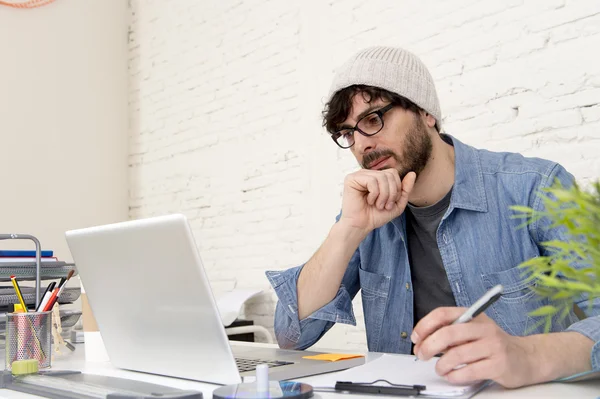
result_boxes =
[0,0,129,263]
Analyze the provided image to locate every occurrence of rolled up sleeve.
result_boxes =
[265,249,361,350]
[566,315,600,371]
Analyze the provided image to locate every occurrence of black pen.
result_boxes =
[335,381,426,396]
[36,281,56,312]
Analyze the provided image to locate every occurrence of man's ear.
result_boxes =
[421,111,437,129]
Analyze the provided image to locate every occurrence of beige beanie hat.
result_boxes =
[328,46,442,131]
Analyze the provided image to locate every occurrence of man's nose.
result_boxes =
[353,131,377,156]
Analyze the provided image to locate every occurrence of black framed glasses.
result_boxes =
[331,103,395,149]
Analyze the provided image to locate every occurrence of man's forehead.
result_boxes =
[344,93,386,124]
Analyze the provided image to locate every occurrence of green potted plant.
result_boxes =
[511,180,600,332]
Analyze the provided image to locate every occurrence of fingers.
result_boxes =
[402,171,416,196]
[437,331,532,388]
[351,169,404,209]
[443,358,491,385]
[435,340,491,376]
[374,172,390,209]
[416,323,489,361]
[396,171,416,211]
[412,307,466,346]
[383,171,398,210]
[364,176,380,206]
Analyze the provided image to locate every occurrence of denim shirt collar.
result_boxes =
[443,134,488,213]
[390,134,488,238]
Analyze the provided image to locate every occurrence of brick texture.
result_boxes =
[128,0,600,351]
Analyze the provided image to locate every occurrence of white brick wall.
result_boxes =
[128,0,600,351]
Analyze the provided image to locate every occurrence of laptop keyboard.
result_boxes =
[235,357,294,372]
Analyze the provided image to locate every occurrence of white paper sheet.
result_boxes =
[307,353,487,398]
[216,289,262,326]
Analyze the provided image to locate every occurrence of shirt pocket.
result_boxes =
[359,268,391,351]
[480,266,546,336]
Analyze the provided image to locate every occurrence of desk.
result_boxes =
[1,342,599,398]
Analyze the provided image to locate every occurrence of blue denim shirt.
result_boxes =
[265,134,600,371]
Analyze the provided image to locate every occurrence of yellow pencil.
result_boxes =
[10,275,28,313]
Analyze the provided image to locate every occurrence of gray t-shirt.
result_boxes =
[406,188,456,326]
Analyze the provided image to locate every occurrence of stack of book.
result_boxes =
[0,249,57,262]
[0,249,82,342]
[0,249,77,283]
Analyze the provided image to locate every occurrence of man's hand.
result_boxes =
[339,169,416,235]
[411,307,594,388]
[296,169,415,320]
[412,308,536,388]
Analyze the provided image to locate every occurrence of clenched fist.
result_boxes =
[339,169,416,235]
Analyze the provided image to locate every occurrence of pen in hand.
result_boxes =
[451,284,503,325]
[414,284,504,361]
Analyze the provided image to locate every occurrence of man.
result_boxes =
[265,46,599,388]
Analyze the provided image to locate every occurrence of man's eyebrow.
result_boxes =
[338,104,381,130]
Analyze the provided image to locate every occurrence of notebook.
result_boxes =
[304,353,489,398]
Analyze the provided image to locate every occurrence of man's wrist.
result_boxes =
[520,334,552,384]
[333,219,369,247]
[522,332,594,383]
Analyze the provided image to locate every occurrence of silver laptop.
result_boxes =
[65,214,364,385]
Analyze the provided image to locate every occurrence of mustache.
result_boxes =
[362,149,398,169]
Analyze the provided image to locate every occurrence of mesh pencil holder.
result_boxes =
[5,311,52,370]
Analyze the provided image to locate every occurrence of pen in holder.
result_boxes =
[5,311,52,370]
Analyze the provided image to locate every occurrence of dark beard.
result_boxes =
[361,115,432,179]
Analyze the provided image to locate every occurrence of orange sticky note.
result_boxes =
[302,353,364,362]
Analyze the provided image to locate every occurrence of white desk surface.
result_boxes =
[1,341,599,398]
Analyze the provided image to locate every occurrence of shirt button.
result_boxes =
[400,332,408,339]
[405,283,410,291]
[443,234,449,243]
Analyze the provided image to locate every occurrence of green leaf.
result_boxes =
[525,317,547,335]
[510,205,535,214]
[558,303,572,323]
[544,317,552,333]
[561,281,594,292]
[513,178,600,327]
[551,291,576,300]
[528,305,559,317]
